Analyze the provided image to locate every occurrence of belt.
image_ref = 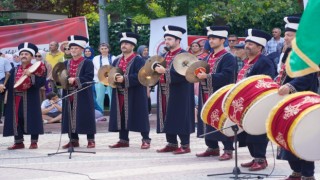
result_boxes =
[67,87,77,91]
[15,92,24,96]
[160,83,167,93]
[200,81,209,93]
[117,86,125,95]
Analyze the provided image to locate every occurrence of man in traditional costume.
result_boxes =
[155,25,195,154]
[237,29,276,171]
[108,32,151,149]
[61,35,96,149]
[275,16,318,180]
[3,42,46,150]
[195,26,237,160]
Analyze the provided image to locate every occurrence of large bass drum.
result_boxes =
[222,75,283,135]
[201,84,243,137]
[266,91,320,161]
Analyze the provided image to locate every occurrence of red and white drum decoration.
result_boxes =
[266,91,320,161]
[223,75,283,135]
[14,75,31,91]
[201,84,243,137]
[29,61,46,76]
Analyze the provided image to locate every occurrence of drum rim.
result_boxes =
[14,75,28,88]
[200,84,234,125]
[28,61,42,73]
[221,118,243,137]
[266,91,317,145]
[287,103,320,160]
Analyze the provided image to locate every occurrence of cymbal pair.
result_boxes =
[98,65,123,88]
[138,53,210,86]
[172,53,209,83]
[138,56,166,87]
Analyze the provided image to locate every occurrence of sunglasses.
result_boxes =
[35,55,42,58]
[228,40,237,42]
[64,48,70,50]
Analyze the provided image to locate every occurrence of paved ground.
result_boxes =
[0,114,319,180]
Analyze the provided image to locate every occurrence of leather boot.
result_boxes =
[7,143,25,150]
[196,148,220,157]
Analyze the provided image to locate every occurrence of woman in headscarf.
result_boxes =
[137,45,153,114]
[137,45,150,61]
[35,50,53,103]
[84,47,95,61]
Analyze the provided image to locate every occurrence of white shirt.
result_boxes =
[92,55,116,82]
[0,57,12,80]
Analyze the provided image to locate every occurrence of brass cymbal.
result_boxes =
[185,61,210,83]
[172,53,198,76]
[144,55,166,75]
[59,69,69,90]
[108,67,124,88]
[98,65,113,86]
[138,66,160,87]
[52,62,67,83]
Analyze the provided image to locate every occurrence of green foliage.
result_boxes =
[1,0,303,52]
[0,0,15,10]
[0,0,16,26]
[189,0,302,36]
[87,19,150,56]
[102,0,301,36]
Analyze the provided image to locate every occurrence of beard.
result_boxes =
[165,45,173,50]
[121,47,133,54]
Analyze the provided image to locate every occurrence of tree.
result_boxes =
[0,0,15,10]
[189,0,302,36]
[1,0,303,52]
[0,0,21,26]
[13,0,98,17]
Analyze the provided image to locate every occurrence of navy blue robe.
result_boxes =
[197,52,238,141]
[3,67,46,136]
[156,50,195,135]
[241,55,277,144]
[109,55,149,133]
[61,59,96,134]
[276,49,319,161]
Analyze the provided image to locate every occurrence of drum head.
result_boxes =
[221,118,243,137]
[290,106,320,161]
[28,61,41,73]
[242,91,284,135]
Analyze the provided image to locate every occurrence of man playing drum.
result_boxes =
[195,26,238,160]
[275,16,318,180]
[155,25,195,154]
[237,29,276,171]
[3,42,46,150]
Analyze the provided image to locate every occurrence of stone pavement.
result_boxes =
[0,114,319,180]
